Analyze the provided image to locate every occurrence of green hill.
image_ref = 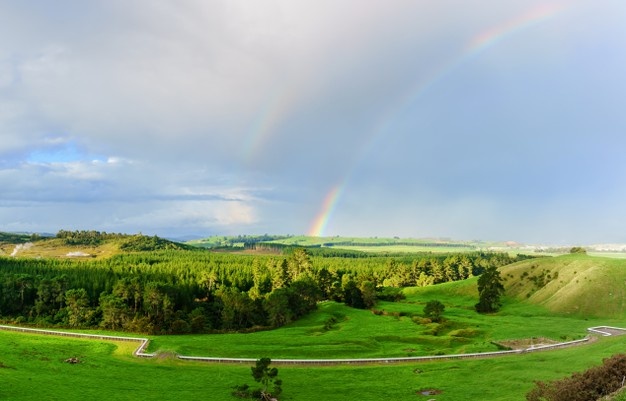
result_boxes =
[0,231,189,259]
[501,254,626,318]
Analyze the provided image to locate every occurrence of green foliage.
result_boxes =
[526,354,626,401]
[0,245,527,334]
[0,231,36,244]
[569,246,587,255]
[233,358,283,400]
[475,266,505,313]
[376,286,406,302]
[423,300,445,322]
[251,358,281,393]
[119,235,190,251]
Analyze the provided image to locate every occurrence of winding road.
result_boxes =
[0,324,624,366]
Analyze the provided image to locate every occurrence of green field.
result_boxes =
[2,315,625,400]
[147,280,611,359]
[3,251,626,400]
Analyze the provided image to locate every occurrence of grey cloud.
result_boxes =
[1,0,625,242]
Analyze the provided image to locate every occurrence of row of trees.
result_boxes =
[0,248,521,333]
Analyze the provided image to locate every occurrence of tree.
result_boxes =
[99,293,129,330]
[359,280,377,309]
[263,288,293,328]
[569,246,587,255]
[251,358,282,400]
[423,300,445,322]
[475,266,505,313]
[342,280,365,309]
[65,288,91,327]
[288,248,312,281]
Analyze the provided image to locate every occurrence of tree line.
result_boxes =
[0,248,527,334]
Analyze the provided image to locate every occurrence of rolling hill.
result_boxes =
[500,254,626,319]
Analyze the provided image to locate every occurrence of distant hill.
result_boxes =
[188,234,488,254]
[500,254,626,319]
[0,230,190,259]
[0,232,38,244]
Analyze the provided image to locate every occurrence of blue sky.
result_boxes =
[1,0,625,243]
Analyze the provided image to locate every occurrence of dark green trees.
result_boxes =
[475,266,505,313]
[423,300,445,322]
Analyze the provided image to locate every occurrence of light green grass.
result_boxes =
[148,275,620,359]
[3,253,626,400]
[2,329,626,400]
[502,254,626,318]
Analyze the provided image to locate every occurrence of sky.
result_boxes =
[1,0,625,244]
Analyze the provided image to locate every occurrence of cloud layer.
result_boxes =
[1,0,625,243]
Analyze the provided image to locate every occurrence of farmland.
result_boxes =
[1,232,626,399]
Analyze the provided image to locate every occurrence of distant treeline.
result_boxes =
[320,241,474,248]
[246,241,474,255]
[0,248,531,334]
[0,232,41,244]
[194,235,291,249]
[56,230,190,251]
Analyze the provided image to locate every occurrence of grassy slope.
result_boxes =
[3,253,626,400]
[501,254,626,318]
[0,234,188,259]
[149,261,626,359]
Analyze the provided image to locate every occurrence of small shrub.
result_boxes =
[412,316,432,325]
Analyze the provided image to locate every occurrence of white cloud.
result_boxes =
[0,0,625,241]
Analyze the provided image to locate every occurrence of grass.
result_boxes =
[2,328,626,400]
[502,254,626,318]
[3,253,626,400]
[147,272,619,359]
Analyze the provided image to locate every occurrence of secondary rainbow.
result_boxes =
[306,2,567,237]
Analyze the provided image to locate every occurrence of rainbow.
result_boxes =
[467,3,565,54]
[241,88,296,163]
[306,3,567,237]
[307,184,343,237]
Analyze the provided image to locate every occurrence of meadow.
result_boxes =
[4,256,626,400]
[2,326,626,401]
[2,233,626,400]
[147,281,608,359]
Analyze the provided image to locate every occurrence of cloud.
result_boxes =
[0,0,625,242]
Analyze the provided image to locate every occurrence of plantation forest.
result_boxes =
[0,231,528,334]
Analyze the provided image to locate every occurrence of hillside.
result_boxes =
[501,254,626,319]
[0,231,189,259]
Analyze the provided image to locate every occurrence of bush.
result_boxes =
[569,246,587,254]
[376,287,406,302]
[526,354,626,401]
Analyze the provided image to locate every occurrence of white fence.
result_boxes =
[0,324,621,366]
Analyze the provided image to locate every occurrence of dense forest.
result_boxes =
[0,231,530,334]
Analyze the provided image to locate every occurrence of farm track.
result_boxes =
[0,324,624,366]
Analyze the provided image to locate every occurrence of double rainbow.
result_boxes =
[307,2,567,237]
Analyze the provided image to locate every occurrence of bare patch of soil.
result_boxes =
[417,388,442,396]
[496,337,558,350]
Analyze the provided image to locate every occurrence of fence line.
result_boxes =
[0,324,622,366]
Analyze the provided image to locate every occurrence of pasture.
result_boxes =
[2,321,626,400]
[4,257,626,400]
[2,237,626,400]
